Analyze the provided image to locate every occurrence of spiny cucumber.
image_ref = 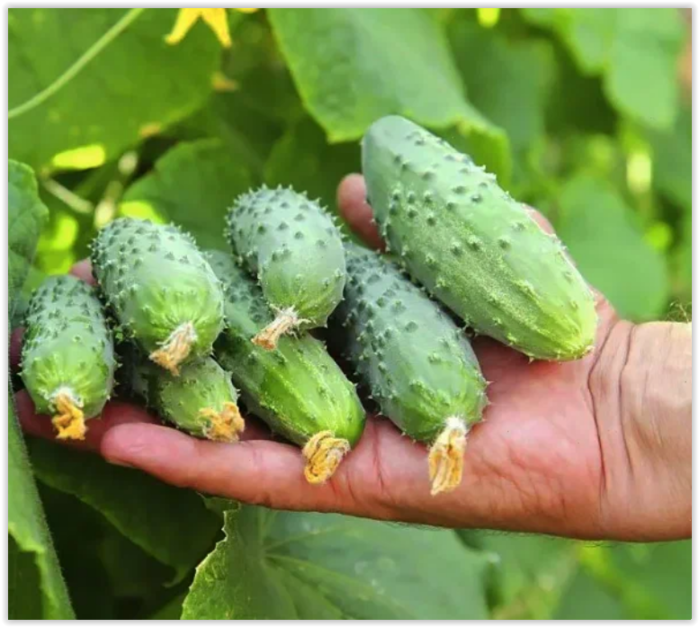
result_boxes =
[206,250,365,484]
[20,275,116,440]
[362,116,597,361]
[125,350,244,443]
[225,186,346,350]
[91,217,224,375]
[334,243,488,495]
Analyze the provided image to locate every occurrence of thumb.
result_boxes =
[337,174,384,250]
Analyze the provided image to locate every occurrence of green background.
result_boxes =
[9,8,691,619]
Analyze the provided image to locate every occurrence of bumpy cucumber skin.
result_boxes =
[225,186,346,329]
[91,217,224,363]
[335,244,487,442]
[362,116,597,361]
[20,275,116,418]
[206,250,365,447]
[128,354,239,439]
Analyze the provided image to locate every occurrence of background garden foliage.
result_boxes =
[8,8,691,619]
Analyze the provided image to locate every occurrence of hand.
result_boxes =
[15,176,691,541]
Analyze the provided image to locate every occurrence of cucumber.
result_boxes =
[362,115,597,361]
[206,250,365,484]
[225,186,346,350]
[334,243,487,495]
[125,350,244,443]
[91,217,224,375]
[20,275,116,440]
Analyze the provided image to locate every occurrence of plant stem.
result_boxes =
[8,8,146,120]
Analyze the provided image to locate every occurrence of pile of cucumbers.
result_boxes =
[19,116,597,495]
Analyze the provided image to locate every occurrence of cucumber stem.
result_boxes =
[149,321,196,375]
[428,417,468,496]
[252,306,307,351]
[302,430,351,484]
[51,387,86,441]
[199,402,245,443]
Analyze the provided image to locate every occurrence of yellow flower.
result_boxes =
[165,8,232,48]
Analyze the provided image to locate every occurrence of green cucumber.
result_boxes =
[125,350,244,442]
[225,186,346,350]
[91,217,224,375]
[335,243,487,495]
[362,115,597,361]
[20,275,116,440]
[206,249,365,484]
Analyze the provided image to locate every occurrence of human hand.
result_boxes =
[15,175,691,541]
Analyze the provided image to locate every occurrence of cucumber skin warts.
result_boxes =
[20,275,116,440]
[225,186,346,349]
[334,243,488,495]
[91,217,224,374]
[206,250,365,484]
[362,115,597,361]
[126,353,244,443]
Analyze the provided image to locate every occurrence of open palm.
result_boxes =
[16,174,631,539]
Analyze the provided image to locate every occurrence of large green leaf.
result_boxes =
[219,11,303,125]
[8,536,45,618]
[647,107,692,302]
[8,160,71,619]
[555,541,692,619]
[449,20,556,154]
[265,117,360,212]
[120,139,255,249]
[149,593,187,619]
[519,8,557,28]
[520,9,685,130]
[37,481,189,619]
[174,15,301,177]
[28,438,221,583]
[268,8,510,181]
[183,506,489,619]
[605,541,691,619]
[175,91,287,178]
[8,160,49,318]
[554,568,626,619]
[36,485,119,619]
[459,530,576,619]
[9,407,74,618]
[545,49,616,138]
[672,212,692,304]
[9,8,220,170]
[563,11,615,72]
[556,175,668,320]
[97,524,173,601]
[648,106,691,212]
[12,260,52,332]
[606,10,685,131]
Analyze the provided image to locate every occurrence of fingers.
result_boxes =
[99,416,426,517]
[100,422,341,508]
[337,174,384,250]
[15,387,273,455]
[14,389,158,453]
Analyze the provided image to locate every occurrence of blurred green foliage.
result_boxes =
[8,8,691,620]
